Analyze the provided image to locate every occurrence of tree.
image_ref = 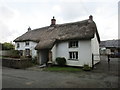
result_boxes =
[2,42,15,50]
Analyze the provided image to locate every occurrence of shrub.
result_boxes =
[56,57,66,66]
[10,50,20,58]
[32,56,38,64]
[2,42,15,50]
[82,64,92,71]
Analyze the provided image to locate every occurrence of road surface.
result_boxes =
[2,56,119,88]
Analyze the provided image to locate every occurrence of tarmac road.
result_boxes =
[2,56,119,88]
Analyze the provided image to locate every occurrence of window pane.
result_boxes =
[17,43,19,48]
[76,41,78,47]
[76,52,78,59]
[72,52,75,59]
[69,52,72,59]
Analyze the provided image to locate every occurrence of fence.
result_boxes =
[92,54,101,69]
[0,50,20,58]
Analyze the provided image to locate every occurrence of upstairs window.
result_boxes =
[25,41,29,46]
[17,43,20,48]
[69,41,78,48]
[69,52,78,60]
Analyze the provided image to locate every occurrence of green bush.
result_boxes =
[82,64,92,71]
[2,42,15,50]
[56,57,66,66]
[32,56,38,64]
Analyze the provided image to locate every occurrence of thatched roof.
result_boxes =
[14,19,100,50]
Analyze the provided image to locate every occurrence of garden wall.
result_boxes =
[2,58,32,69]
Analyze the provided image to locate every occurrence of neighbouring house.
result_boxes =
[14,15,100,67]
[100,39,120,57]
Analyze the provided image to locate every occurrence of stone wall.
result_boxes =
[2,58,32,69]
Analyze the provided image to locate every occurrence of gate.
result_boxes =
[92,54,101,69]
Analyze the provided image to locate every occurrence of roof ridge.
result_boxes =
[56,19,89,26]
[32,19,89,31]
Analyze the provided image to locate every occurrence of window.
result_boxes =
[17,43,20,48]
[69,41,78,48]
[19,50,23,56]
[69,52,78,60]
[25,41,29,46]
[25,49,30,56]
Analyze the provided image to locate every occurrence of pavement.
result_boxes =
[2,56,120,88]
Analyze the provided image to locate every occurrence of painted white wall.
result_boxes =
[51,40,92,67]
[30,42,38,57]
[51,44,57,64]
[15,41,37,58]
[91,33,100,64]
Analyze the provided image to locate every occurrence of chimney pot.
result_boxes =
[89,15,93,20]
[51,16,56,26]
[28,26,31,31]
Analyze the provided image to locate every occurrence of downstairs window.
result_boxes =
[69,52,78,60]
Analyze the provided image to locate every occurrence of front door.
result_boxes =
[25,49,30,56]
[39,49,49,65]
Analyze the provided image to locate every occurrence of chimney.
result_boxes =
[51,16,56,26]
[89,15,93,21]
[28,26,31,31]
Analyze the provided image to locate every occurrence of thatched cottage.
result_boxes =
[14,15,100,67]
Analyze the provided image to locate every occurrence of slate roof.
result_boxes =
[100,39,120,48]
[14,17,100,50]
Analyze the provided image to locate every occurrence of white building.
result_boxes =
[14,15,100,67]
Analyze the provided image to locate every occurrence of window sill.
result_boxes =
[69,47,78,48]
[68,59,79,61]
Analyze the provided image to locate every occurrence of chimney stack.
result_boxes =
[51,16,56,26]
[89,15,93,21]
[28,26,31,31]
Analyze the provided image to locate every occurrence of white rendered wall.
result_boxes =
[51,40,92,67]
[91,33,100,64]
[51,44,57,64]
[15,41,37,58]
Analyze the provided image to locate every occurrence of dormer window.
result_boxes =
[69,41,78,48]
[25,41,29,46]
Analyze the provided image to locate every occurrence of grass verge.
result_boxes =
[44,66,82,72]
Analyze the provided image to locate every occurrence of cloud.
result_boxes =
[0,6,16,42]
[93,2,118,40]
[0,0,118,43]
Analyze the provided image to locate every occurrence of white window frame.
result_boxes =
[69,52,78,60]
[69,41,78,48]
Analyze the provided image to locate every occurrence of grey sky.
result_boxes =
[0,0,118,43]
